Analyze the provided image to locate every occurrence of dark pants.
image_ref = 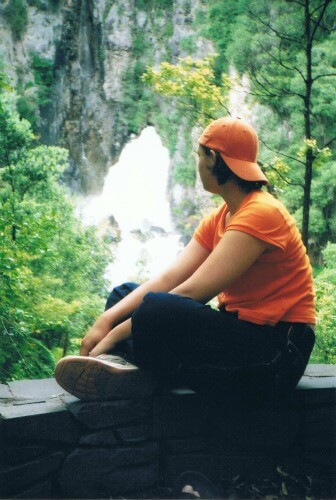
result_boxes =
[105,283,315,404]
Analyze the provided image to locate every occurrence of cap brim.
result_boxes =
[220,153,269,185]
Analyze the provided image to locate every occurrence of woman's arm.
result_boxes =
[88,231,272,357]
[171,230,272,303]
[80,238,210,355]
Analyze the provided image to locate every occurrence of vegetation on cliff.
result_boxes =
[4,0,28,40]
[0,90,110,382]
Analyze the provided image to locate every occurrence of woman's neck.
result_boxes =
[218,179,249,215]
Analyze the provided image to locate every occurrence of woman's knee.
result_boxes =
[105,282,139,311]
[132,292,172,331]
[132,292,195,328]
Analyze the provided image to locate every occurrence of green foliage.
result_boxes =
[172,129,196,186]
[312,244,336,364]
[27,0,60,11]
[121,59,152,135]
[4,0,29,41]
[180,36,197,55]
[0,61,13,93]
[173,161,196,186]
[16,94,38,129]
[30,53,54,106]
[15,54,54,129]
[133,32,150,57]
[197,0,247,78]
[143,56,232,125]
[135,0,173,11]
[0,91,110,382]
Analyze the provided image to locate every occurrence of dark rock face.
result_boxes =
[0,364,335,498]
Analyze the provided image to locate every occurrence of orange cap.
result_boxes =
[199,117,269,185]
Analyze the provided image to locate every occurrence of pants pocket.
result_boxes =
[276,325,315,392]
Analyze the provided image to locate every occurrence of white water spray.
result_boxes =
[78,127,184,285]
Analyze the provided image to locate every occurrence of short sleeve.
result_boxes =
[193,205,224,251]
[226,202,289,250]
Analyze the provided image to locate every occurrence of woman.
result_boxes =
[55,117,315,403]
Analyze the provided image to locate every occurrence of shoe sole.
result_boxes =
[55,356,154,401]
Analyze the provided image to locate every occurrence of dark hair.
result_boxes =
[200,144,263,193]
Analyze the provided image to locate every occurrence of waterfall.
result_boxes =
[77,127,184,285]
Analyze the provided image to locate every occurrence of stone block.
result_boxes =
[0,379,77,441]
[0,398,67,420]
[12,478,53,499]
[296,364,336,407]
[80,429,117,446]
[68,398,152,429]
[60,445,159,498]
[1,406,79,444]
[114,423,153,444]
[3,444,49,465]
[7,378,68,401]
[153,391,208,438]
[0,451,64,496]
[0,384,12,400]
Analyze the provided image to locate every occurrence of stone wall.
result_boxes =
[0,364,335,498]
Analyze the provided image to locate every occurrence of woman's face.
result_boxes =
[197,145,218,193]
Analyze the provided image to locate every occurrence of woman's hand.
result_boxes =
[80,313,114,356]
[88,331,117,357]
[89,318,133,357]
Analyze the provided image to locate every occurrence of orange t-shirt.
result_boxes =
[193,190,316,326]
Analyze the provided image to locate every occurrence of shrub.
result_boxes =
[311,243,336,364]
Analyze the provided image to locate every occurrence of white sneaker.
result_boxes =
[55,354,154,401]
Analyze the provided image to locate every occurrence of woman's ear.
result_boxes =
[208,149,217,172]
[209,149,217,168]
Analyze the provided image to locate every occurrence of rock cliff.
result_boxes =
[0,0,212,194]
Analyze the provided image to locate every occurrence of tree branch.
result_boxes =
[310,0,332,42]
[264,161,305,189]
[253,73,304,99]
[322,135,336,149]
[312,72,336,83]
[248,7,301,45]
[277,42,307,82]
[248,8,302,44]
[310,1,329,16]
[259,137,306,166]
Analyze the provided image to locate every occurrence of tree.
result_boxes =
[313,242,336,364]
[227,0,336,248]
[143,56,231,127]
[0,90,110,382]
